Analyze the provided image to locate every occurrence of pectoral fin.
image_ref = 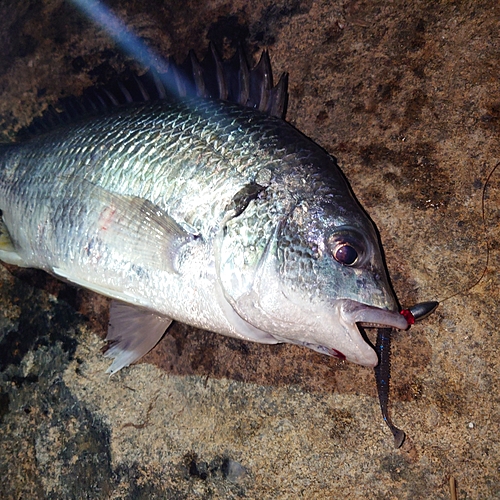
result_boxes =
[85,184,199,274]
[104,300,173,374]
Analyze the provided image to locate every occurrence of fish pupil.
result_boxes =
[333,243,358,266]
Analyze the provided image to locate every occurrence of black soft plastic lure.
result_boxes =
[375,301,439,448]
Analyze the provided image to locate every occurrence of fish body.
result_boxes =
[0,80,408,373]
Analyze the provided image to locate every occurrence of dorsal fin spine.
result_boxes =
[17,45,289,140]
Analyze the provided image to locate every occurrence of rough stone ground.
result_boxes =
[0,0,498,498]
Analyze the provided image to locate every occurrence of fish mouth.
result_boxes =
[336,299,409,367]
[298,300,409,367]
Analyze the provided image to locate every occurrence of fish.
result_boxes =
[0,47,411,385]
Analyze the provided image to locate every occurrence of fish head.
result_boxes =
[219,199,408,366]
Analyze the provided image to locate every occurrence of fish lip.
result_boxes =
[334,299,409,367]
[340,299,409,331]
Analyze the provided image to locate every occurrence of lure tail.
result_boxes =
[374,327,405,448]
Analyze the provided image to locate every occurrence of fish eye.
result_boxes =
[331,242,359,266]
[327,229,365,267]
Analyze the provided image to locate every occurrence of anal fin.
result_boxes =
[105,300,173,374]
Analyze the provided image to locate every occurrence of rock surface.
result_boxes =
[0,0,498,498]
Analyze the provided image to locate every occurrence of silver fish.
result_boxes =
[0,51,408,375]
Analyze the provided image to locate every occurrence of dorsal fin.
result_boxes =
[18,45,288,140]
